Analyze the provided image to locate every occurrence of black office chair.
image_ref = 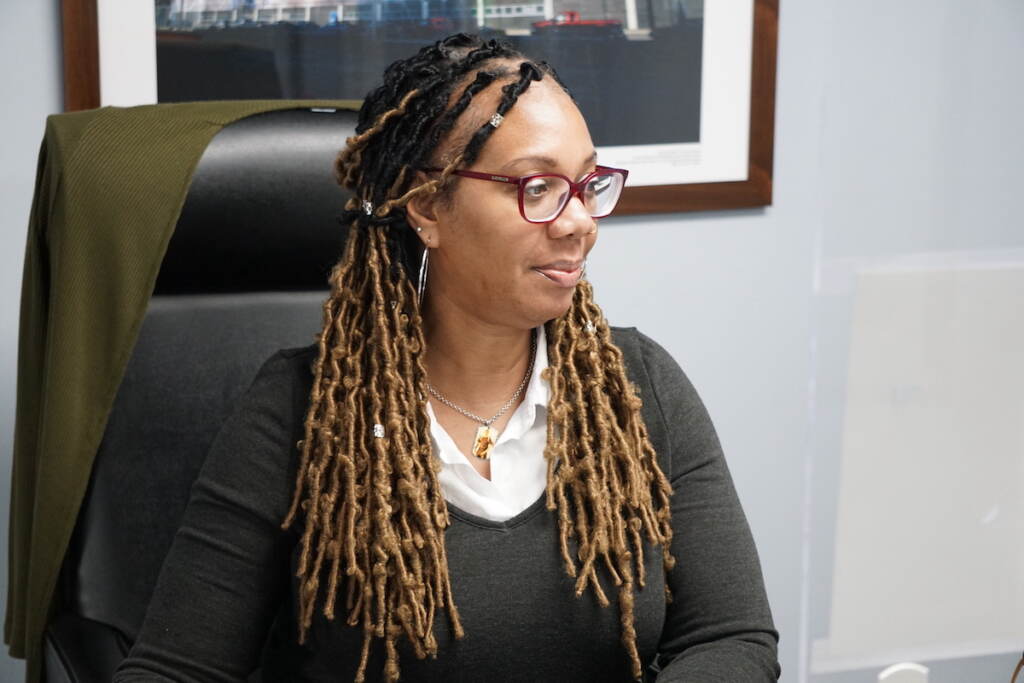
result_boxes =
[41,106,357,683]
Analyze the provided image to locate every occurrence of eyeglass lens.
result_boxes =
[522,171,625,222]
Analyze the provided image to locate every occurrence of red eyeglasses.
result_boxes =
[422,165,629,224]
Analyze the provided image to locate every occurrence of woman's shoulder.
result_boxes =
[270,342,319,365]
[608,326,719,476]
[608,325,686,384]
[254,343,319,382]
[237,344,320,422]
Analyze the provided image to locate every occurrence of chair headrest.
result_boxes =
[155,107,358,294]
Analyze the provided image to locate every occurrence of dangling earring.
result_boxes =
[417,245,429,305]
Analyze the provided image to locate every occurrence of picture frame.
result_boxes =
[61,0,777,215]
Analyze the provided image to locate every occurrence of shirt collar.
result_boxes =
[494,325,549,446]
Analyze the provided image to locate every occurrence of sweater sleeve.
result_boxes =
[113,350,305,683]
[636,333,781,682]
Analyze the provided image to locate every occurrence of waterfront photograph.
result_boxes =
[154,0,704,146]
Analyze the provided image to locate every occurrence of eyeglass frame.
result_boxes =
[420,164,629,224]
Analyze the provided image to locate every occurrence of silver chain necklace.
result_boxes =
[426,330,537,460]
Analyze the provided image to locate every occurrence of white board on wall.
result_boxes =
[812,252,1024,673]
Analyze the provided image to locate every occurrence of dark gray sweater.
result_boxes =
[114,328,780,682]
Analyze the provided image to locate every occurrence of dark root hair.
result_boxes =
[282,33,674,682]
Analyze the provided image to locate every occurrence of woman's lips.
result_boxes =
[533,261,583,287]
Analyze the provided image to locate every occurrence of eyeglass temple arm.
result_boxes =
[419,168,518,185]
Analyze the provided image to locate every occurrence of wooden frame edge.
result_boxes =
[616,0,779,215]
[62,0,100,112]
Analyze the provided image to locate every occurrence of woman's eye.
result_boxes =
[523,179,550,199]
[588,174,612,193]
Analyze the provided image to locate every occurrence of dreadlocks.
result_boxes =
[281,33,675,683]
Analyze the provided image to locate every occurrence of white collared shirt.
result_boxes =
[426,325,549,522]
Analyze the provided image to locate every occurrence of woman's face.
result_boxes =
[412,76,599,332]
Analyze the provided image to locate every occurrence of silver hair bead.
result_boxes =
[373,423,385,439]
[362,200,373,215]
[489,112,503,128]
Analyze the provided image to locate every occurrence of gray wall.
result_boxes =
[1,1,1021,682]
[1,0,61,679]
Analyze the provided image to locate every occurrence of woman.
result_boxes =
[115,33,779,682]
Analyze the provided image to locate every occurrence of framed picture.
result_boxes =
[62,0,777,214]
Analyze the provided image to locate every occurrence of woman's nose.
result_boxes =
[547,194,596,239]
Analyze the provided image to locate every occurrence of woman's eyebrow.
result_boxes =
[501,150,599,172]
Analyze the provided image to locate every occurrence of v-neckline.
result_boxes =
[444,491,548,530]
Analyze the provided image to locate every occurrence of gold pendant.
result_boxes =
[472,425,498,460]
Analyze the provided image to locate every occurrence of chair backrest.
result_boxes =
[57,107,358,644]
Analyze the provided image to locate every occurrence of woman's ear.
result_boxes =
[405,171,442,248]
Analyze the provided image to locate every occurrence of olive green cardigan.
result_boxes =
[6,99,356,683]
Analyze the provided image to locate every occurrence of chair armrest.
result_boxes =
[44,612,131,683]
